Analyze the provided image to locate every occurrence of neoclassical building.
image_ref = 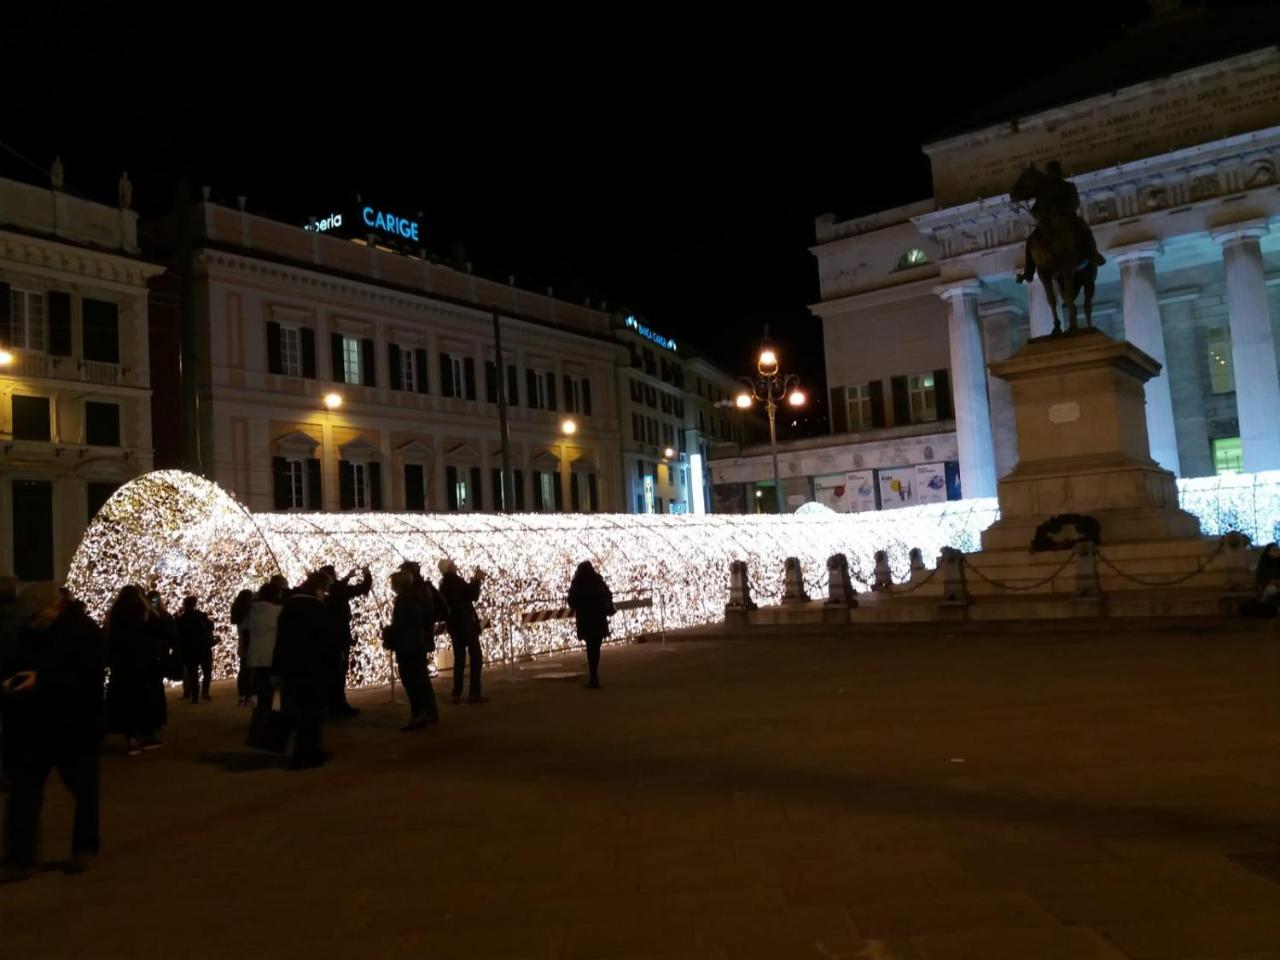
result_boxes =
[742,45,1280,514]
[0,172,163,583]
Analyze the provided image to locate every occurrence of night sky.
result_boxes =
[2,1,1260,436]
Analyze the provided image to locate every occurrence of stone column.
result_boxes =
[1027,275,1056,338]
[1212,221,1280,472]
[937,281,997,499]
[1114,242,1181,476]
[979,301,1019,482]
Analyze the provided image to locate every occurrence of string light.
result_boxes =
[63,469,1280,688]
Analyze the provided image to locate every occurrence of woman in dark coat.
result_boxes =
[566,561,614,689]
[230,588,254,705]
[384,570,438,730]
[104,585,168,755]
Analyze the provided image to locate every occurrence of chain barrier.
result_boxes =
[960,552,1076,592]
[883,565,941,595]
[1094,538,1227,588]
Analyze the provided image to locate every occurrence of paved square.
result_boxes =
[3,626,1279,959]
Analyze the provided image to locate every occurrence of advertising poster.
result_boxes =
[944,461,962,501]
[845,470,878,512]
[813,474,849,511]
[915,462,948,504]
[877,467,917,510]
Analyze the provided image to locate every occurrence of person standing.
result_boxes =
[384,570,438,730]
[320,565,371,719]
[176,597,215,704]
[230,589,254,706]
[1,589,107,882]
[272,573,333,769]
[438,560,486,705]
[246,580,285,748]
[566,561,615,689]
[104,586,167,756]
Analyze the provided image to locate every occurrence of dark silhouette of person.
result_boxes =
[1,588,107,882]
[319,564,371,719]
[272,573,333,769]
[384,570,439,730]
[104,586,169,756]
[230,588,254,706]
[176,596,216,704]
[438,560,486,704]
[566,561,615,688]
[1255,543,1280,614]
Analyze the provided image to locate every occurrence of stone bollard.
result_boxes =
[825,554,859,608]
[1072,541,1101,598]
[939,547,968,606]
[782,557,810,604]
[1221,531,1254,592]
[725,560,757,612]
[872,550,894,591]
[908,547,926,580]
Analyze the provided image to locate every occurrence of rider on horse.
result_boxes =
[1016,162,1105,283]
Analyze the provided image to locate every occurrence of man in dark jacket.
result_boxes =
[385,571,438,730]
[1,589,107,882]
[175,596,216,703]
[272,573,333,769]
[438,560,486,704]
[319,565,371,718]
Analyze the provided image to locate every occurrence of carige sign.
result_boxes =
[304,202,422,243]
[361,206,420,241]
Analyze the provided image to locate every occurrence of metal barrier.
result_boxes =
[518,590,664,648]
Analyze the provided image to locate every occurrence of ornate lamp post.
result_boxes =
[736,336,805,514]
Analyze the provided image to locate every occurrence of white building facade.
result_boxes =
[167,201,627,517]
[0,173,163,583]
[613,314,752,514]
[761,46,1280,515]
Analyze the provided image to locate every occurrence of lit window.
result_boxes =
[846,383,872,430]
[449,355,465,396]
[279,327,301,377]
[342,337,362,385]
[1206,327,1234,394]
[908,373,937,423]
[400,350,416,392]
[896,248,929,270]
[1212,437,1243,475]
[538,472,556,511]
[350,462,368,509]
[9,289,46,352]
[454,474,471,512]
[286,459,306,509]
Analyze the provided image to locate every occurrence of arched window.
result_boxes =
[896,248,929,270]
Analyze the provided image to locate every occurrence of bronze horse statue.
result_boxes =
[1011,163,1105,334]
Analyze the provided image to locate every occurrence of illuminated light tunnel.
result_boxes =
[64,470,1280,688]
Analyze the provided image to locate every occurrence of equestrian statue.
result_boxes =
[1011,161,1106,334]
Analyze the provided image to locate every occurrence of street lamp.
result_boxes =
[323,392,343,410]
[736,333,804,515]
[0,349,13,367]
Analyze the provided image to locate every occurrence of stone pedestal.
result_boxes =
[980,329,1201,551]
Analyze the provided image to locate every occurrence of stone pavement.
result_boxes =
[2,626,1279,959]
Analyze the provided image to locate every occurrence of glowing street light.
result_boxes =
[323,392,343,410]
[663,447,675,459]
[0,349,13,367]
[561,418,577,436]
[739,328,804,515]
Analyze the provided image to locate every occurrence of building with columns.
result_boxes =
[757,44,1280,514]
[1,171,164,584]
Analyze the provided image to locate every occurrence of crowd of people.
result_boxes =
[0,556,616,883]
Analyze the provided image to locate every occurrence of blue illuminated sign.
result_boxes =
[625,315,677,352]
[305,213,343,233]
[362,206,420,241]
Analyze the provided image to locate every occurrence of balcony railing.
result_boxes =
[0,351,123,386]
[81,360,120,385]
